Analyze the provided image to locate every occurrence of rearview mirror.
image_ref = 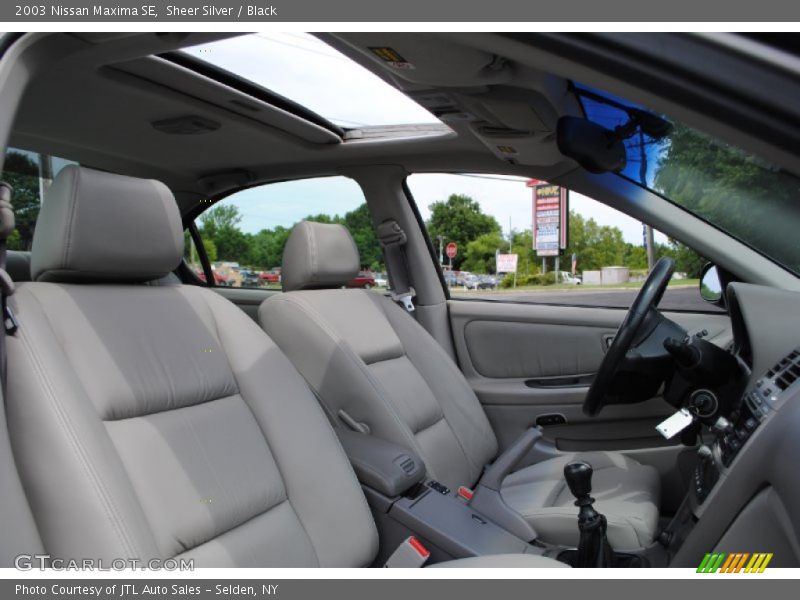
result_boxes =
[699,264,723,303]
[556,116,627,174]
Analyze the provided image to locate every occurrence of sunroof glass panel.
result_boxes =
[182,33,440,128]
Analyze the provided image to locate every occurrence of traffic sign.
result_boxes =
[446,242,458,259]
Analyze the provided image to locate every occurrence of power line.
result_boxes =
[453,173,530,183]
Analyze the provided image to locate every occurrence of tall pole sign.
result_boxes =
[527,179,568,258]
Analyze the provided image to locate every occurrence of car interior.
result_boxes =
[0,32,799,569]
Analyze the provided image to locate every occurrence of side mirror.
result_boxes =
[699,264,723,304]
[556,116,627,174]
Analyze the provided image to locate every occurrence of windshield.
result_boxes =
[576,86,800,276]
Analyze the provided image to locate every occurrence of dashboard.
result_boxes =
[667,282,800,567]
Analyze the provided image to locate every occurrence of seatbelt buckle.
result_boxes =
[384,536,430,568]
[390,287,416,312]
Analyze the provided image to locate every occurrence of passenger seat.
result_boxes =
[3,166,562,568]
[259,221,661,550]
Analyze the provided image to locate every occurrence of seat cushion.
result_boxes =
[501,452,660,550]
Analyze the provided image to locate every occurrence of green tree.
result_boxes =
[563,212,626,272]
[660,239,706,278]
[199,204,250,262]
[622,244,649,270]
[462,231,507,274]
[343,203,382,269]
[202,238,218,262]
[427,194,501,270]
[1,151,40,251]
[249,226,291,269]
[654,122,799,272]
[183,231,217,265]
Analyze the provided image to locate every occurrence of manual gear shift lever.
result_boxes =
[563,462,614,568]
[564,461,594,501]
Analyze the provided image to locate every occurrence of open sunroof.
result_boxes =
[180,33,441,129]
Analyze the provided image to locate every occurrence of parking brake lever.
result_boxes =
[478,427,542,491]
[468,427,542,541]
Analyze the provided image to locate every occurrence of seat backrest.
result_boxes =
[260,221,498,491]
[7,250,32,282]
[6,167,377,567]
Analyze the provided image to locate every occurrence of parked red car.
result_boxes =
[259,271,281,284]
[196,270,229,286]
[348,271,376,289]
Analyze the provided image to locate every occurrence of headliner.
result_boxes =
[8,32,581,214]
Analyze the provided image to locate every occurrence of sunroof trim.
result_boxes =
[175,34,443,130]
[159,50,346,138]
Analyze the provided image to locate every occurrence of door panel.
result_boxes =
[449,299,733,452]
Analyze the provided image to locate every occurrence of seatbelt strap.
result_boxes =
[0,181,18,395]
[384,536,430,568]
[377,220,416,312]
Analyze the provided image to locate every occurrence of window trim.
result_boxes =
[160,51,345,138]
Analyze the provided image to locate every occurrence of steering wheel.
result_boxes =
[583,257,675,417]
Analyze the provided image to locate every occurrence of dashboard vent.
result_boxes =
[766,349,800,391]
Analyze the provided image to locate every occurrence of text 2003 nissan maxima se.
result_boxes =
[0,32,798,569]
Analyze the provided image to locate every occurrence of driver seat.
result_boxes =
[259,221,661,550]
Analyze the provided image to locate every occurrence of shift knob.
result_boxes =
[564,461,593,500]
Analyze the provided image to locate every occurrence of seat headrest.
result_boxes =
[31,166,183,283]
[282,221,360,292]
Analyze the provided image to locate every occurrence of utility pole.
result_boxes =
[436,235,444,267]
[645,226,655,272]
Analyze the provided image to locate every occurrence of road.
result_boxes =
[451,285,723,312]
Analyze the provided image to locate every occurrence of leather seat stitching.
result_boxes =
[200,290,320,567]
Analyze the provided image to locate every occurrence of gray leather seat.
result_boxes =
[5,166,561,568]
[7,250,32,282]
[259,221,661,550]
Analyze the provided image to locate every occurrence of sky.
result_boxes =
[184,32,438,128]
[188,33,667,246]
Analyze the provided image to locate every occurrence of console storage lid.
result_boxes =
[337,429,426,497]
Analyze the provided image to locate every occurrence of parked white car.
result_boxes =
[559,271,582,285]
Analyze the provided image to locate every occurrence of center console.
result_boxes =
[663,347,800,558]
[691,350,790,504]
[336,428,549,565]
